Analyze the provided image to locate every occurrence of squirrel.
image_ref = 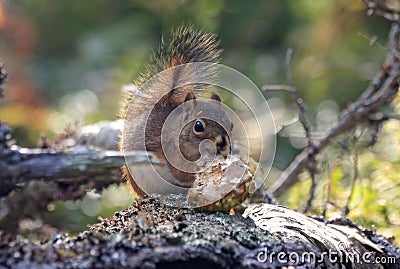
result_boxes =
[119,26,233,198]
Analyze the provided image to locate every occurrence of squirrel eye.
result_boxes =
[193,120,205,133]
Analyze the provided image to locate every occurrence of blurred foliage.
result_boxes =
[0,0,399,244]
[284,94,400,243]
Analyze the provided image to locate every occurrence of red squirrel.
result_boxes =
[120,26,232,197]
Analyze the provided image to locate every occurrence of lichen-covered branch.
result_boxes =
[1,148,156,184]
[0,119,161,234]
[0,118,159,199]
[0,198,398,269]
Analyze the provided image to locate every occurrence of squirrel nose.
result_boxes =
[215,135,229,154]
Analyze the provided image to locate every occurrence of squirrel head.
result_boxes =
[176,91,232,162]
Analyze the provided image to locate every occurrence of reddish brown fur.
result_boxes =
[119,26,227,198]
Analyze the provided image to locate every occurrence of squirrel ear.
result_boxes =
[184,91,196,102]
[182,92,197,122]
[210,93,221,103]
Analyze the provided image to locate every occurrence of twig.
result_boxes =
[261,85,295,92]
[358,32,387,49]
[264,49,318,209]
[303,169,316,213]
[275,115,299,134]
[343,149,359,216]
[0,63,7,99]
[362,0,400,22]
[369,112,400,121]
[284,49,317,212]
[285,49,313,145]
[322,158,332,218]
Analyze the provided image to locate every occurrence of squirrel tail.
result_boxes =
[121,25,222,113]
[156,25,221,67]
[137,25,222,86]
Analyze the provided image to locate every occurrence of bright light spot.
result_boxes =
[81,193,101,217]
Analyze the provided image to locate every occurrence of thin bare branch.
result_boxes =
[264,49,319,207]
[303,172,316,213]
[275,115,299,134]
[269,28,400,197]
[358,32,387,49]
[285,49,313,145]
[362,0,400,22]
[369,112,400,121]
[322,159,332,218]
[262,84,295,92]
[343,149,359,216]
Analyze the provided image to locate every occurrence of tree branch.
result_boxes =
[0,198,398,268]
[0,147,158,197]
[268,22,400,197]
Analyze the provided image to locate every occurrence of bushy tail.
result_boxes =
[121,26,222,117]
[137,25,221,86]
